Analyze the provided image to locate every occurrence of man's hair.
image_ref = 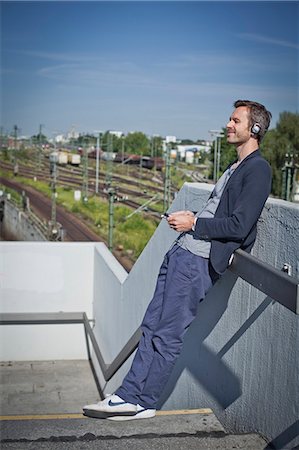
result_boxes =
[234,99,272,143]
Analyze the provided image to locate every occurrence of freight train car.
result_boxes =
[48,151,67,165]
[87,150,164,171]
[68,153,81,165]
[114,153,164,170]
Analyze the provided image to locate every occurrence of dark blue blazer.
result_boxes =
[193,149,272,275]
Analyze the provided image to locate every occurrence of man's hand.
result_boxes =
[167,211,195,232]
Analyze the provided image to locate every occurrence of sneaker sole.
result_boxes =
[83,409,137,419]
[107,409,156,421]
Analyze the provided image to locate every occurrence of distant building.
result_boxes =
[174,144,212,164]
[109,131,124,138]
[165,135,177,144]
[199,141,213,153]
[67,130,79,141]
[162,136,177,153]
[54,134,66,144]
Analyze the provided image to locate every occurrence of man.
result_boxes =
[83,99,272,421]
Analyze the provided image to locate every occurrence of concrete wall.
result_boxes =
[0,242,95,360]
[91,183,299,449]
[1,201,47,241]
[159,186,299,450]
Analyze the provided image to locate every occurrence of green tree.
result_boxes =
[99,132,122,153]
[113,135,124,153]
[276,111,299,150]
[260,129,285,197]
[261,111,299,197]
[31,133,48,144]
[77,134,96,146]
[181,139,195,145]
[151,136,163,157]
[124,132,150,155]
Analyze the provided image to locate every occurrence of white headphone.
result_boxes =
[251,123,261,135]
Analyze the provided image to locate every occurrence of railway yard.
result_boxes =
[1,158,167,215]
[0,152,209,269]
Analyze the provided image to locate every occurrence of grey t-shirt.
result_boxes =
[176,165,237,258]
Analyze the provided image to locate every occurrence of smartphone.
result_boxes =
[161,212,169,219]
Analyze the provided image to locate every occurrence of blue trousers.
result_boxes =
[115,244,215,409]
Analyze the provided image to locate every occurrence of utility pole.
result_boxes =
[82,138,89,202]
[38,124,44,171]
[105,133,113,189]
[35,125,42,178]
[163,143,171,211]
[13,125,18,175]
[140,152,143,177]
[216,134,224,181]
[213,138,218,182]
[281,152,298,201]
[152,135,160,173]
[49,152,58,238]
[121,136,125,163]
[95,132,101,194]
[209,130,224,182]
[108,187,116,251]
[106,133,115,250]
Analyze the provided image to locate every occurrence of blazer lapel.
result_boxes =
[221,149,261,195]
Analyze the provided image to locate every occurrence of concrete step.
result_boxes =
[0,360,99,415]
[0,411,269,450]
[0,360,269,449]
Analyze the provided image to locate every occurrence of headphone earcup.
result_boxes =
[251,123,261,135]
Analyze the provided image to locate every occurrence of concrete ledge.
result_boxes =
[0,411,269,450]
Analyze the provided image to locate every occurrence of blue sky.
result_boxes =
[1,1,298,140]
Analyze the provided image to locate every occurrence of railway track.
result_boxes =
[1,161,163,220]
[0,177,101,242]
[1,160,165,194]
[0,176,134,271]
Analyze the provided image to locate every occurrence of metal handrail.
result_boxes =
[230,249,299,315]
[0,311,140,398]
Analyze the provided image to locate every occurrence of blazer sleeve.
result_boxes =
[193,159,272,242]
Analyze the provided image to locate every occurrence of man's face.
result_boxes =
[226,106,251,146]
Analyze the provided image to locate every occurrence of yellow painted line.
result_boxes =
[0,414,85,421]
[156,408,212,416]
[0,409,212,421]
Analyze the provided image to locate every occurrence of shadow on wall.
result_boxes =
[159,272,273,409]
[159,271,240,410]
[264,421,299,450]
[159,271,276,411]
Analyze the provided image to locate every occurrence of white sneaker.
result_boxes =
[83,394,138,418]
[107,404,156,421]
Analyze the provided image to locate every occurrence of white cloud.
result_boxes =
[154,51,295,73]
[35,47,296,90]
[37,61,156,89]
[237,33,299,50]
